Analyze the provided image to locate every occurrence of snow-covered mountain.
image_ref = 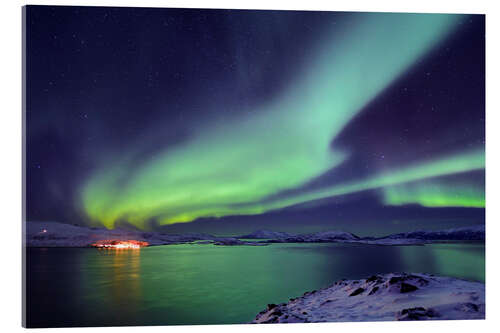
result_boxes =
[239,229,359,241]
[25,221,217,247]
[284,230,360,242]
[385,225,485,241]
[25,222,485,247]
[239,230,295,239]
[251,226,484,244]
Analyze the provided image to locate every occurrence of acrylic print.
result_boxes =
[23,5,485,328]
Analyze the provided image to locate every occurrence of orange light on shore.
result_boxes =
[91,240,149,249]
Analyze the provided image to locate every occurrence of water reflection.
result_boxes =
[26,242,485,327]
[79,249,145,326]
[99,249,142,315]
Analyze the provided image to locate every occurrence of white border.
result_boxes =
[1,1,498,332]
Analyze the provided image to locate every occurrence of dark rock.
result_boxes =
[398,307,437,320]
[368,286,379,295]
[267,303,277,310]
[271,310,283,316]
[366,275,381,282]
[459,302,479,312]
[389,276,403,284]
[262,317,279,324]
[401,307,426,315]
[400,282,419,293]
[349,287,365,296]
[416,277,429,286]
[407,274,429,285]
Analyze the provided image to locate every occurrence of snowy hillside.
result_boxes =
[252,273,485,323]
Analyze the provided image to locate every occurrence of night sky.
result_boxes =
[25,6,485,236]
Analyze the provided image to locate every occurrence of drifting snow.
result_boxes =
[252,273,484,323]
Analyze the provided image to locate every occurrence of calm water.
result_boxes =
[26,242,485,327]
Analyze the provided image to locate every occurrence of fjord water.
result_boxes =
[26,242,484,327]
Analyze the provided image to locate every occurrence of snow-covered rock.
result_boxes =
[252,273,484,323]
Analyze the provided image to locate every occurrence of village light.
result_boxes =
[91,240,149,249]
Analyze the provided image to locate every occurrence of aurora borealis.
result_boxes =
[26,7,485,234]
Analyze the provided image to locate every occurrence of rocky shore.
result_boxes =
[252,273,485,323]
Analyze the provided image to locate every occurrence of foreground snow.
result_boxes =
[252,273,484,323]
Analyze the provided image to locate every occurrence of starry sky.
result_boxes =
[25,6,485,236]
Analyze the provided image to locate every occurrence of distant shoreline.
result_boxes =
[25,239,485,249]
[25,222,485,248]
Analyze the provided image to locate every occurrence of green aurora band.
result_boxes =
[265,149,485,211]
[382,180,485,208]
[81,13,481,229]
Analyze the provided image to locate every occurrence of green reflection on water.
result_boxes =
[134,243,335,325]
[425,243,484,282]
[28,242,485,327]
[398,243,485,282]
